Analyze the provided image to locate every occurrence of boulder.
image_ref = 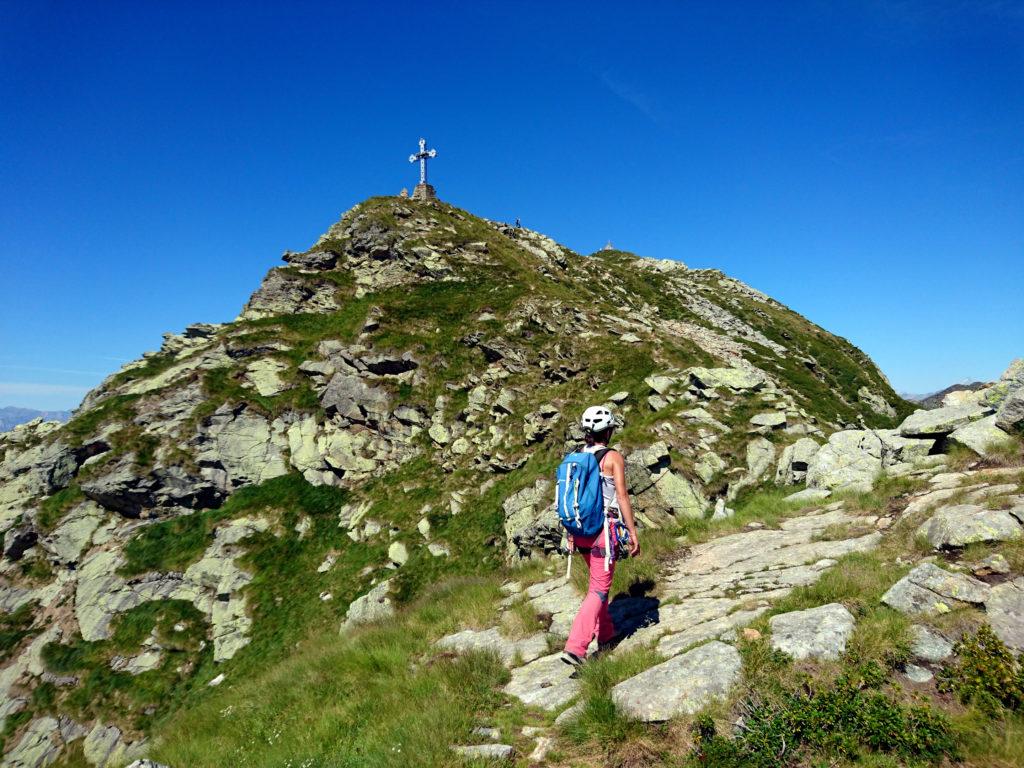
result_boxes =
[775,438,820,485]
[898,403,992,438]
[768,603,855,660]
[610,641,741,722]
[785,488,831,503]
[750,411,786,430]
[916,504,1023,549]
[343,580,395,629]
[805,430,882,492]
[43,501,105,564]
[387,542,409,567]
[881,563,990,615]
[948,415,1015,457]
[985,577,1024,653]
[995,389,1024,433]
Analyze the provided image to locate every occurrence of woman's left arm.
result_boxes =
[610,453,640,557]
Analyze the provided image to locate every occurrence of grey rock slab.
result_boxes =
[451,744,514,760]
[985,577,1024,653]
[769,603,855,660]
[435,627,548,667]
[904,664,934,684]
[881,563,990,616]
[916,504,1022,549]
[688,367,766,391]
[899,403,992,437]
[503,653,580,711]
[909,625,953,662]
[611,641,741,722]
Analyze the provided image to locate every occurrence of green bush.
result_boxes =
[938,623,1024,715]
[690,661,956,766]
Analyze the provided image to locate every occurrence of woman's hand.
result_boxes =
[628,530,640,557]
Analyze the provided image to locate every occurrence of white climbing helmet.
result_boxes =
[580,405,614,433]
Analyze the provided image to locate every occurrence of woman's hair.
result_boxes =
[584,426,614,446]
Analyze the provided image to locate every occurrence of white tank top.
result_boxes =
[583,444,620,514]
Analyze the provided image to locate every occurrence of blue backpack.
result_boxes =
[555,448,609,537]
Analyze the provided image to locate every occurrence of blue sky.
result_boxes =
[2,1,1022,410]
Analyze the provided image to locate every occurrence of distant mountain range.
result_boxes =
[0,406,72,432]
[901,381,989,409]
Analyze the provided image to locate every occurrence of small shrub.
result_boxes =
[938,623,1024,715]
[689,660,957,766]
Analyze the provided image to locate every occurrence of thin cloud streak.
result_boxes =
[0,364,107,376]
[0,382,91,396]
[599,71,663,125]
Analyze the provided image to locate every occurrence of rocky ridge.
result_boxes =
[0,195,984,766]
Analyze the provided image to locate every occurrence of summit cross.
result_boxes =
[409,138,437,186]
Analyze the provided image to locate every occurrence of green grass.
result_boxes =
[35,484,85,531]
[0,602,39,664]
[148,579,515,768]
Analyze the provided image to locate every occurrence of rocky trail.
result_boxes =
[434,461,1024,762]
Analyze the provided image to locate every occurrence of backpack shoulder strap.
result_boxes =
[593,447,612,467]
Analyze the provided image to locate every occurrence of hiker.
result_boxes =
[558,406,640,668]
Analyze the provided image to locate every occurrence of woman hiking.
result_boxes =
[560,405,641,668]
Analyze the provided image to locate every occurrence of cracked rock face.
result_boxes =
[238,269,340,320]
[881,563,990,615]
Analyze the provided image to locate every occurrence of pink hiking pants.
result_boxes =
[564,532,616,657]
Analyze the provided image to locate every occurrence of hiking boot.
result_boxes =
[560,651,584,668]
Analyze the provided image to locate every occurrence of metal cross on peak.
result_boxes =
[408,138,437,186]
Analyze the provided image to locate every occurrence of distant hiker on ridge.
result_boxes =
[556,406,640,668]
